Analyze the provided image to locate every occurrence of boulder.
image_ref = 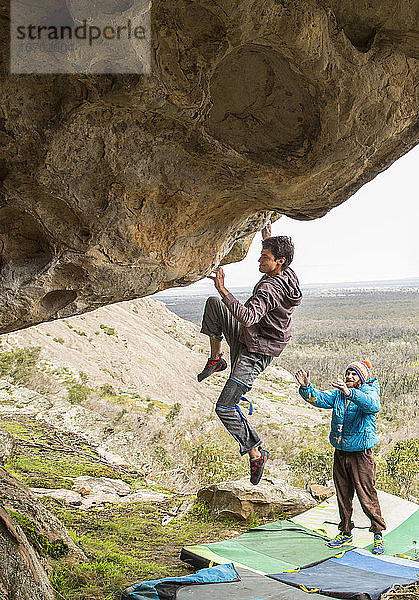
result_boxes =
[0,506,55,600]
[72,475,131,497]
[0,466,85,560]
[198,476,316,521]
[117,489,170,504]
[0,0,417,333]
[30,483,169,509]
[78,491,125,509]
[21,477,172,508]
[309,483,335,501]
[29,488,83,506]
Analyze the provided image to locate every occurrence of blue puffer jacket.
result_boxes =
[299,378,380,451]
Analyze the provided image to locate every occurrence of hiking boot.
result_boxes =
[250,449,269,485]
[327,532,353,548]
[197,356,227,382]
[372,533,385,555]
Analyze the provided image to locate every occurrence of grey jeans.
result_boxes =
[201,296,274,454]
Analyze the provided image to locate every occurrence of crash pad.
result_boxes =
[181,521,352,574]
[291,491,418,551]
[269,549,419,600]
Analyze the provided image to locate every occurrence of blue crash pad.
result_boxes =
[269,550,419,600]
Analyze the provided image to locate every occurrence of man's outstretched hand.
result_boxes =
[295,368,310,387]
[208,266,229,297]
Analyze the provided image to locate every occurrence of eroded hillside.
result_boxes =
[0,297,328,488]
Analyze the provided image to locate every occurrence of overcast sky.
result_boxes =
[158,145,418,295]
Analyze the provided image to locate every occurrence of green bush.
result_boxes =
[165,402,181,424]
[380,439,419,498]
[0,346,41,385]
[99,324,118,337]
[66,373,91,404]
[153,444,171,468]
[67,384,90,404]
[290,445,333,488]
[100,383,115,395]
[190,441,246,484]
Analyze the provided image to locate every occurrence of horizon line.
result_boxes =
[154,277,419,296]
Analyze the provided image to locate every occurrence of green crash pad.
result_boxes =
[181,521,352,574]
[291,491,418,551]
[365,509,419,559]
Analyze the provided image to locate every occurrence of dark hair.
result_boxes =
[262,236,294,269]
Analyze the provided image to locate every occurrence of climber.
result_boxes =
[198,223,302,485]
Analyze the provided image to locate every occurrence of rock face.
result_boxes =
[198,476,316,520]
[309,483,335,501]
[0,465,85,599]
[0,428,15,465]
[0,466,85,560]
[0,0,418,333]
[0,506,55,600]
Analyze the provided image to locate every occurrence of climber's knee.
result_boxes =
[215,378,248,412]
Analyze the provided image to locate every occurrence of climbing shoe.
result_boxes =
[327,532,353,548]
[372,533,385,555]
[250,449,269,485]
[197,355,227,382]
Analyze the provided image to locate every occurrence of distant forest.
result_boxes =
[154,287,419,327]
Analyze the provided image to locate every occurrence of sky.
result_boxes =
[157,145,419,295]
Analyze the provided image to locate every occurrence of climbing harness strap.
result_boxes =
[228,377,249,391]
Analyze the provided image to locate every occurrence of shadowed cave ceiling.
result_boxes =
[0,0,418,333]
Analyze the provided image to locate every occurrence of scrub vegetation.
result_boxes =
[279,292,418,425]
[0,345,42,385]
[276,291,418,497]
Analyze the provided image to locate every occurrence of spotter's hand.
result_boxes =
[333,377,351,397]
[295,368,310,387]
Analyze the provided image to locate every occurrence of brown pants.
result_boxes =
[333,448,386,534]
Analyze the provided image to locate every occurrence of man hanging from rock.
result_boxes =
[197,225,302,485]
[295,360,386,554]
